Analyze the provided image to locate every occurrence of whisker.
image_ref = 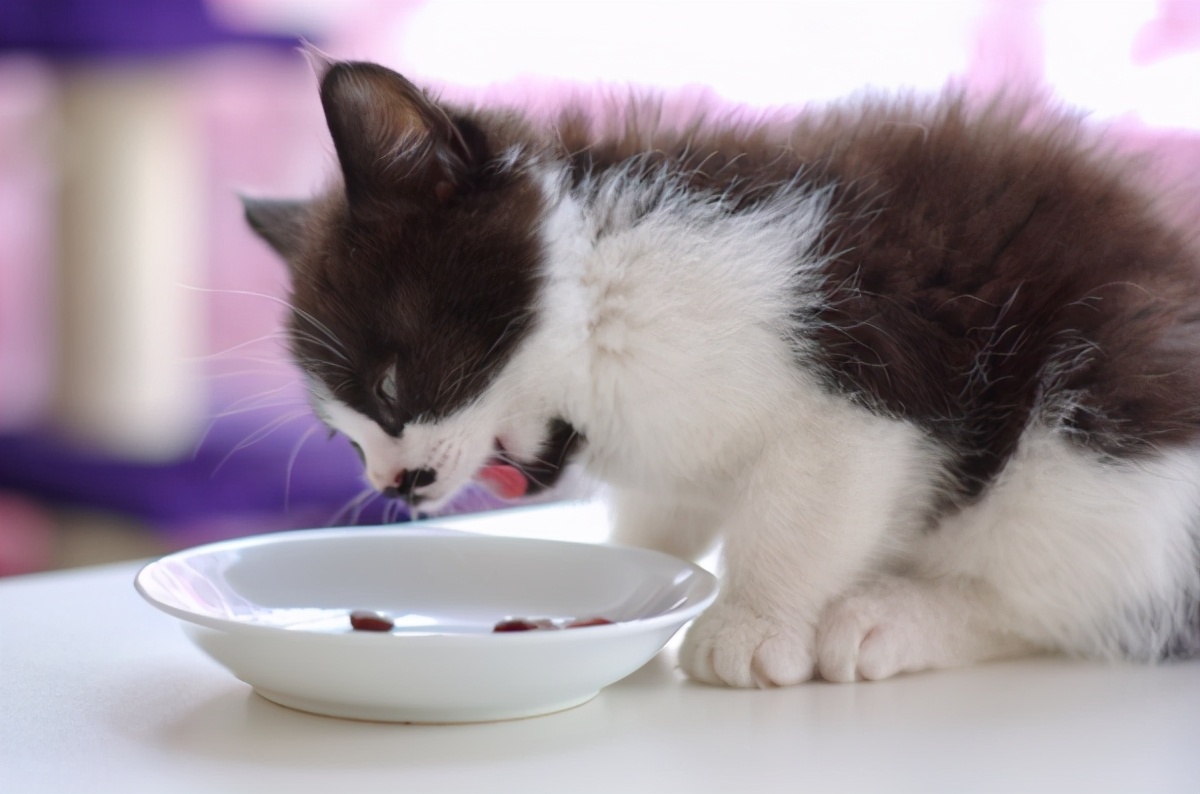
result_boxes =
[204,367,298,382]
[188,332,295,363]
[178,284,351,363]
[283,423,323,511]
[355,491,384,526]
[330,487,377,527]
[206,356,299,372]
[209,410,310,477]
[188,390,303,461]
[289,330,357,373]
[492,450,554,491]
[214,382,306,415]
[190,417,221,463]
[209,401,309,422]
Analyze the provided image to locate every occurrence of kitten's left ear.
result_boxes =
[319,61,474,208]
[242,196,309,267]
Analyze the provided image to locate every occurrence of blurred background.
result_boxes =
[0,0,1197,576]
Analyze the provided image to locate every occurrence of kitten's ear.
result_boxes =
[298,39,334,81]
[319,61,472,208]
[242,196,308,266]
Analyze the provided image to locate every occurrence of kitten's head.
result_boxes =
[244,58,581,508]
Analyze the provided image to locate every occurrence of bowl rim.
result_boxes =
[134,524,720,643]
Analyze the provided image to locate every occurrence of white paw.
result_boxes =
[816,583,925,683]
[679,601,815,688]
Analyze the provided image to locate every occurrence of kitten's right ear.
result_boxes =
[242,196,308,266]
[298,40,334,81]
[319,61,471,208]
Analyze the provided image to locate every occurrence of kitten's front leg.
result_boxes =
[608,488,724,562]
[679,512,829,688]
[678,428,909,688]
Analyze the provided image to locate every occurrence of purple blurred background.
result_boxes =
[0,0,1197,575]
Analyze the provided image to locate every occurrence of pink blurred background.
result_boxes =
[0,0,1197,575]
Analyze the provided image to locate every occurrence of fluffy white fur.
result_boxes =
[320,160,1200,686]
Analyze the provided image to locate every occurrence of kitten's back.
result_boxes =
[553,90,1200,507]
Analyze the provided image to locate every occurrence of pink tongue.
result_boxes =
[478,464,528,500]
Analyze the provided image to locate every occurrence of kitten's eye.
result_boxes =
[376,368,398,404]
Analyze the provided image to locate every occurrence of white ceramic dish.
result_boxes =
[135,525,719,723]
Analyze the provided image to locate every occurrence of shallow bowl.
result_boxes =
[135,525,718,723]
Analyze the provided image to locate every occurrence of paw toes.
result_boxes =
[752,632,814,687]
[817,595,908,683]
[679,604,814,688]
[708,639,758,688]
[678,621,736,686]
[815,603,868,682]
[820,585,931,686]
[855,626,903,681]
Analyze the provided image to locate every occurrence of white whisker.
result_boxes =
[330,487,377,527]
[178,283,351,363]
[284,423,323,511]
[209,410,310,477]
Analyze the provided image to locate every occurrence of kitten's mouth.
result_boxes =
[474,421,583,501]
[476,440,530,500]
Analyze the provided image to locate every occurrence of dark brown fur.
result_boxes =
[552,93,1200,507]
[249,63,549,433]
[249,62,1200,512]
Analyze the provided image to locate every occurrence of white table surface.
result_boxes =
[4,502,1200,794]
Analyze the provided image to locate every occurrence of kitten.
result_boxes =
[245,55,1200,686]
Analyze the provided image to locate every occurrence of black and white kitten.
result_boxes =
[245,55,1200,687]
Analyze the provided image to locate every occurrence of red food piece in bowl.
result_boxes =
[492,618,557,632]
[565,617,614,628]
[492,616,614,632]
[349,610,395,632]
